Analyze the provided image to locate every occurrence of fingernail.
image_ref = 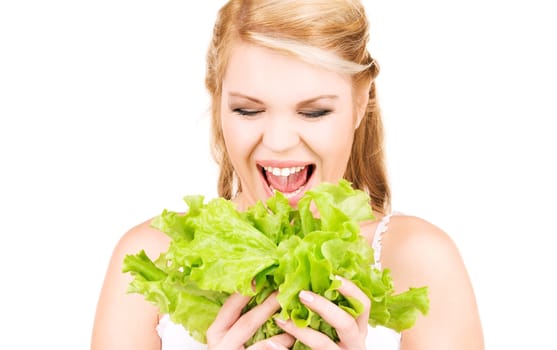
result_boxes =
[273,316,287,325]
[334,275,344,282]
[268,340,281,350]
[299,290,314,303]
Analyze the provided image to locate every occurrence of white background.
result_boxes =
[1,1,555,349]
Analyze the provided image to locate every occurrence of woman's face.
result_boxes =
[221,43,362,209]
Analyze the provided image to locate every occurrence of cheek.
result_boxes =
[309,116,355,173]
[221,116,258,165]
[222,118,242,159]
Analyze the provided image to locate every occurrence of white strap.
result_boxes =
[371,213,394,270]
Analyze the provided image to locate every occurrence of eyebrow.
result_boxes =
[227,92,338,107]
[227,92,264,104]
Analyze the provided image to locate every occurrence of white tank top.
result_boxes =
[156,214,401,350]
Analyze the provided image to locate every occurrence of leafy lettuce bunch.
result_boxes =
[123,180,429,348]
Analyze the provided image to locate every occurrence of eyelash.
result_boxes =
[233,108,263,117]
[299,109,331,118]
[232,109,332,119]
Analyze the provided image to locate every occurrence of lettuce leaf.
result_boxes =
[123,179,429,347]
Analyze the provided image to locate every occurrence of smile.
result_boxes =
[258,163,315,199]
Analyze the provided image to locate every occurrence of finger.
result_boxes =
[222,292,282,345]
[246,333,295,350]
[274,317,336,350]
[335,276,371,334]
[297,289,360,345]
[246,340,287,350]
[269,333,296,348]
[206,293,251,342]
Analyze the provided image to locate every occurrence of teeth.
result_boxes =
[264,166,305,177]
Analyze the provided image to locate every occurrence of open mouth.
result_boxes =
[258,163,316,199]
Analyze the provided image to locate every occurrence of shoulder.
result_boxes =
[380,214,484,348]
[380,215,461,290]
[114,217,171,260]
[91,217,171,349]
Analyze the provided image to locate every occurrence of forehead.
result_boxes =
[222,42,353,102]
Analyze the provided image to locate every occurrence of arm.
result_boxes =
[382,216,484,350]
[91,220,171,350]
[91,220,293,350]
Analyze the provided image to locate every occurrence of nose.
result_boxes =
[261,115,300,153]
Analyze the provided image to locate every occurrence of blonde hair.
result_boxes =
[206,0,390,213]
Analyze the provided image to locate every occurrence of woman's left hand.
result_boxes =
[274,276,371,350]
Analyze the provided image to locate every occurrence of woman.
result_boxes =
[91,0,484,349]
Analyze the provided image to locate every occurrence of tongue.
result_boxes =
[266,167,309,193]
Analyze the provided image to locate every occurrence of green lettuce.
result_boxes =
[123,180,429,348]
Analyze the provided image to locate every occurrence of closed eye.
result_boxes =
[299,109,332,119]
[233,108,264,116]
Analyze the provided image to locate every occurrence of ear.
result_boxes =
[354,79,372,130]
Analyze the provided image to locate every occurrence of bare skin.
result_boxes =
[380,216,484,349]
[91,213,483,349]
[91,222,168,350]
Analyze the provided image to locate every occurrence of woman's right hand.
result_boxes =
[206,292,295,350]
